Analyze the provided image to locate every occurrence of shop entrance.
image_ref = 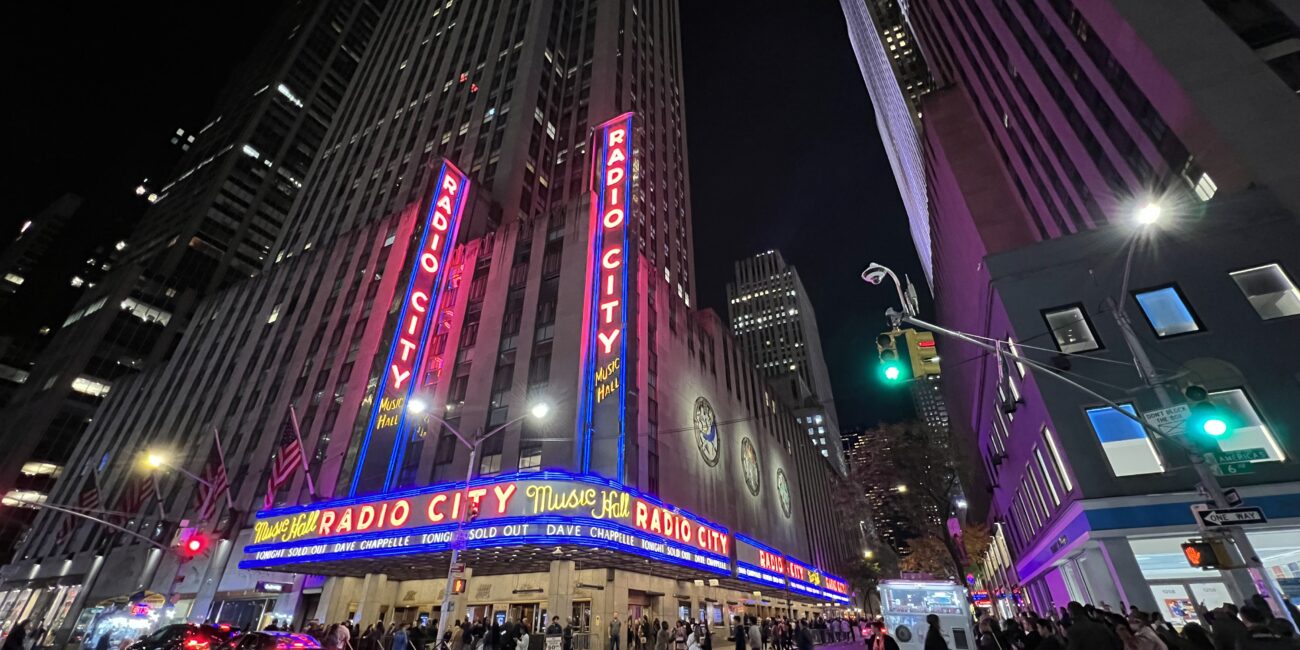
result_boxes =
[508,602,546,631]
[212,598,274,630]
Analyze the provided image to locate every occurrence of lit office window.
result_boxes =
[1209,389,1286,462]
[1230,263,1300,320]
[1035,448,1061,505]
[1042,427,1073,491]
[1133,285,1203,337]
[1086,404,1164,476]
[1042,304,1102,353]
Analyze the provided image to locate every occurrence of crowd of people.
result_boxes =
[956,597,1300,650]
[263,611,866,650]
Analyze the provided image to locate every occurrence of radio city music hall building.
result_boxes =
[2,1,851,641]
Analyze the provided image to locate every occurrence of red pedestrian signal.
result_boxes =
[452,578,467,594]
[180,533,210,558]
[1181,539,1230,569]
[467,503,481,522]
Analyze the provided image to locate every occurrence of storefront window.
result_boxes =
[1247,528,1300,607]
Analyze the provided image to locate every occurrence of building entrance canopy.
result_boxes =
[241,471,848,604]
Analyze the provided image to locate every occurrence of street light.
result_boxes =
[860,259,1295,627]
[863,550,875,560]
[1135,201,1162,226]
[146,452,166,469]
[895,484,908,494]
[421,399,554,639]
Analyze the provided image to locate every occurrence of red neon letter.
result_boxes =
[603,208,624,229]
[411,291,429,313]
[357,505,376,531]
[598,329,621,354]
[318,510,337,535]
[492,484,517,513]
[390,365,411,389]
[428,495,447,522]
[390,499,411,527]
[602,248,622,269]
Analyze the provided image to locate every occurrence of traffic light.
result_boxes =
[1185,385,1231,444]
[467,502,481,523]
[875,330,911,384]
[1181,538,1232,570]
[179,532,210,559]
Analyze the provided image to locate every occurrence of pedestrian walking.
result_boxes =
[611,614,622,650]
[923,615,949,650]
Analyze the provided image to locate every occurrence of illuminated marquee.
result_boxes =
[244,471,730,575]
[785,555,850,603]
[578,113,635,478]
[735,535,787,588]
[351,161,470,495]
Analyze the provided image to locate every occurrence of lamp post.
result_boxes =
[412,399,552,639]
[145,452,214,490]
[861,255,1295,625]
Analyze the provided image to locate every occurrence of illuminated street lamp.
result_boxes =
[895,484,908,494]
[420,400,554,639]
[863,550,875,560]
[142,450,212,488]
[1135,201,1162,226]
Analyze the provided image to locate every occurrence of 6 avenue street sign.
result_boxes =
[1193,506,1268,528]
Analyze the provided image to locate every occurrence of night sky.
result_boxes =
[6,2,924,426]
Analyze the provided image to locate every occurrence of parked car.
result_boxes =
[231,632,322,650]
[128,624,237,650]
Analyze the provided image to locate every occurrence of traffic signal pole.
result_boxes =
[868,255,1294,626]
[1106,292,1291,620]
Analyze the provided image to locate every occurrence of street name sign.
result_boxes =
[1145,404,1190,433]
[1210,461,1255,477]
[1193,506,1267,528]
[1206,448,1269,464]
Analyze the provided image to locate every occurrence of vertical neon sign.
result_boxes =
[351,160,470,495]
[578,113,635,479]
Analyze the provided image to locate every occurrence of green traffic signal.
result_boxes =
[1188,399,1231,439]
[882,362,903,382]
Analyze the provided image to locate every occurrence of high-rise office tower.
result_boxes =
[840,0,935,285]
[0,0,386,565]
[848,0,1300,617]
[2,1,850,639]
[726,250,844,471]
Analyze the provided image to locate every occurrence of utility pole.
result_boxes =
[863,262,1295,627]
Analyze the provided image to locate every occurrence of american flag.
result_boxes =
[116,473,154,517]
[194,434,231,522]
[57,475,101,543]
[264,410,305,510]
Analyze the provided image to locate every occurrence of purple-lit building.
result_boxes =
[845,0,1300,618]
[1,0,851,642]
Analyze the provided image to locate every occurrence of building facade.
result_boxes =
[848,0,1300,620]
[0,0,387,566]
[839,0,935,286]
[0,0,849,644]
[726,251,844,472]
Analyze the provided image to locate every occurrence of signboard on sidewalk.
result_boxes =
[1192,506,1267,528]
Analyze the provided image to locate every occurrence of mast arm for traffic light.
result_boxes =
[23,501,169,551]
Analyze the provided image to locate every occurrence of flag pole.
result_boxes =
[289,404,317,498]
[212,426,235,511]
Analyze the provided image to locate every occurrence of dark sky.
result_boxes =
[680,3,926,426]
[5,2,924,426]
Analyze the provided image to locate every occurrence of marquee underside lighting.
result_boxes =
[242,470,848,602]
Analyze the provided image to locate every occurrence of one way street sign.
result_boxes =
[1193,506,1268,528]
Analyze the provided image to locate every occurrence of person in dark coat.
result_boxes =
[731,618,744,650]
[924,614,949,650]
[1,622,26,650]
[1063,602,1120,650]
